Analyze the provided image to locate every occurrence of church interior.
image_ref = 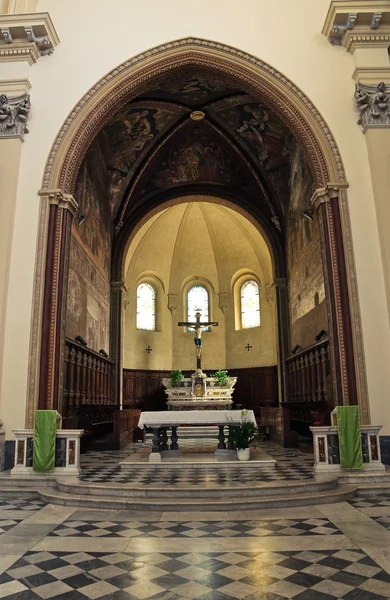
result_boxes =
[1,1,390,599]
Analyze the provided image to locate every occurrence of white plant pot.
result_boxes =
[237,448,250,461]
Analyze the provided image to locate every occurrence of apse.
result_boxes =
[66,69,328,390]
[123,197,276,372]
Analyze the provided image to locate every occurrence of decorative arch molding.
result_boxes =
[29,37,370,430]
[40,37,345,195]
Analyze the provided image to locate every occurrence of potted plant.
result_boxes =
[170,370,184,387]
[228,410,257,461]
[214,369,229,387]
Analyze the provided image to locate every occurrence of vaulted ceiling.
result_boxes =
[75,70,314,245]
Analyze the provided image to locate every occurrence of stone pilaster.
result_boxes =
[323,1,390,351]
[36,189,78,414]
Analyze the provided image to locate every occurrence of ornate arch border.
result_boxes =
[28,37,369,427]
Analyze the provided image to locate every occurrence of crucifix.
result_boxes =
[245,343,252,352]
[178,311,218,370]
[145,346,152,354]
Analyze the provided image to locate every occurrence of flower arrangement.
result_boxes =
[170,370,184,387]
[213,369,229,386]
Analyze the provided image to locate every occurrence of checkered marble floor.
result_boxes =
[48,518,341,538]
[1,548,389,599]
[1,491,390,600]
[79,441,315,485]
[350,494,390,509]
[0,498,47,534]
[0,498,46,512]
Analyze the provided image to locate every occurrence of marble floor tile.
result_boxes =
[2,485,390,600]
[0,579,28,598]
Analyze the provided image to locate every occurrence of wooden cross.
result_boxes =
[178,311,218,370]
[245,343,252,352]
[145,346,152,354]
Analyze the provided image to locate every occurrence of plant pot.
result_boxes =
[237,447,250,461]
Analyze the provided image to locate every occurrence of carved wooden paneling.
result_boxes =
[123,366,278,415]
[62,338,114,425]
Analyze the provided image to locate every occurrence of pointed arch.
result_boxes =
[29,37,369,430]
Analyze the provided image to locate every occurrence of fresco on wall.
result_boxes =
[66,239,110,352]
[74,138,112,280]
[145,129,249,193]
[286,142,327,346]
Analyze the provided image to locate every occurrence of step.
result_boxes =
[38,484,357,511]
[55,476,339,500]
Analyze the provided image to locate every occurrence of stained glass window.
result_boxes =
[136,283,156,330]
[241,280,260,329]
[187,285,209,331]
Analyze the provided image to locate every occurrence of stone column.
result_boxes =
[110,281,125,407]
[311,184,359,415]
[274,277,290,404]
[37,190,78,413]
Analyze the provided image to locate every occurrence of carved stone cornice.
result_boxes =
[0,92,30,140]
[0,12,59,65]
[38,189,78,216]
[311,182,349,212]
[354,81,390,130]
[322,2,390,51]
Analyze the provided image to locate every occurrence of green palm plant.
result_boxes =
[170,370,184,386]
[228,421,257,450]
[214,369,229,386]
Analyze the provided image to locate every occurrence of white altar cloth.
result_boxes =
[138,409,256,429]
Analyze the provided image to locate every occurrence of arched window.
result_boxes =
[136,283,156,330]
[241,279,260,329]
[187,285,209,331]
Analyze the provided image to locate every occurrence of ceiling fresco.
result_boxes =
[75,72,313,236]
[144,128,250,195]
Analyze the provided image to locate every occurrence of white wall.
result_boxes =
[1,0,390,436]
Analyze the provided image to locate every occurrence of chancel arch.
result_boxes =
[30,37,369,441]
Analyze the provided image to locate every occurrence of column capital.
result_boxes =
[0,12,59,65]
[273,278,287,289]
[111,281,126,292]
[354,82,390,131]
[38,189,78,216]
[0,92,30,140]
[311,182,349,211]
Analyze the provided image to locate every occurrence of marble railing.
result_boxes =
[310,425,385,472]
[10,429,83,476]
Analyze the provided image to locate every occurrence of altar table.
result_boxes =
[138,410,256,462]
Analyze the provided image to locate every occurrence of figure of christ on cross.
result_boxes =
[178,311,218,370]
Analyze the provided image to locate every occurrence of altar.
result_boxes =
[137,409,257,462]
[162,369,237,411]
